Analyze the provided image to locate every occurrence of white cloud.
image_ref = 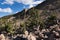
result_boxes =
[32,1,43,4]
[28,0,44,8]
[2,0,34,5]
[0,8,13,13]
[2,0,45,8]
[15,11,19,13]
[29,4,34,8]
[2,0,14,5]
[16,0,34,5]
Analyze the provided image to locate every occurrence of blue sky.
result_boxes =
[0,0,45,17]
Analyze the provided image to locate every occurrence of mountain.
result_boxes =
[0,0,60,37]
[0,0,60,40]
[1,0,60,19]
[35,0,60,18]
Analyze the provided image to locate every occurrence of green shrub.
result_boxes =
[4,22,14,34]
[45,15,57,27]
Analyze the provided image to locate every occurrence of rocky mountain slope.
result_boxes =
[0,0,60,40]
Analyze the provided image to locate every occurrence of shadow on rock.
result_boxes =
[13,36,28,40]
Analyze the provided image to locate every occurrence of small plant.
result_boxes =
[4,22,14,34]
[45,15,57,28]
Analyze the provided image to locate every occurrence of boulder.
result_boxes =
[0,34,5,40]
[28,32,36,40]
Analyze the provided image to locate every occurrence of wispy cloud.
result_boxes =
[1,0,14,5]
[0,8,13,13]
[2,0,45,8]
